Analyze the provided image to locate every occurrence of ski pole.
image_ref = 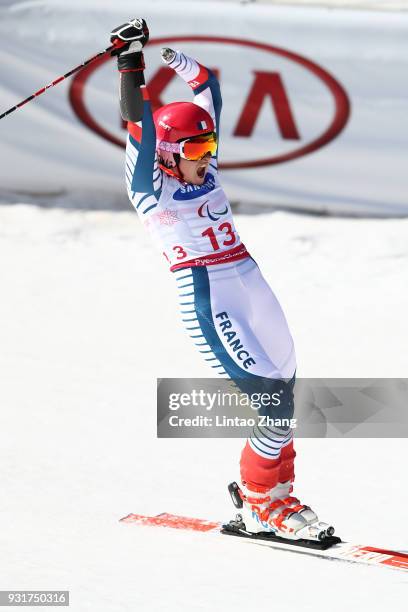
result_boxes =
[0,41,124,121]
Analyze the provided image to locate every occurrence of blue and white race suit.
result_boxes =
[125,51,297,468]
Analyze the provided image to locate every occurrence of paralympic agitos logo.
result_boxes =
[69,36,350,170]
[198,201,229,222]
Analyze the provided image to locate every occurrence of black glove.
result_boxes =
[110,19,149,71]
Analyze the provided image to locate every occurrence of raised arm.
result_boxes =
[111,19,162,215]
[161,49,222,155]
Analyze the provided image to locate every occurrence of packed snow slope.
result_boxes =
[0,202,407,611]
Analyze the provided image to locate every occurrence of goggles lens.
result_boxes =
[181,132,218,161]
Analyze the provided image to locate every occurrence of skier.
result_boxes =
[111,19,334,542]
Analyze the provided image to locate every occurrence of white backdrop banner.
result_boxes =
[0,0,407,215]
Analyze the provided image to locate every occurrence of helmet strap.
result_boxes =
[157,161,186,184]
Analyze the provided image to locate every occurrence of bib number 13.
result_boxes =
[202,222,235,251]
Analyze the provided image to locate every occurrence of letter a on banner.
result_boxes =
[234,71,300,139]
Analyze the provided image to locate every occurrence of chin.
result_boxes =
[191,175,205,186]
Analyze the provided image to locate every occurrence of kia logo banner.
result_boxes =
[0,2,407,215]
[68,36,350,170]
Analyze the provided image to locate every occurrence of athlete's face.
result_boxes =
[178,153,212,185]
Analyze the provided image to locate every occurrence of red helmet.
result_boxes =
[153,102,215,178]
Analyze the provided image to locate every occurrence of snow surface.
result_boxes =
[0,201,407,611]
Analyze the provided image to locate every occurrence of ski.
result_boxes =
[120,512,408,572]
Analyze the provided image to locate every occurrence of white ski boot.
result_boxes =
[228,481,335,543]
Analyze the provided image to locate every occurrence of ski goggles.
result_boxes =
[157,132,218,161]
